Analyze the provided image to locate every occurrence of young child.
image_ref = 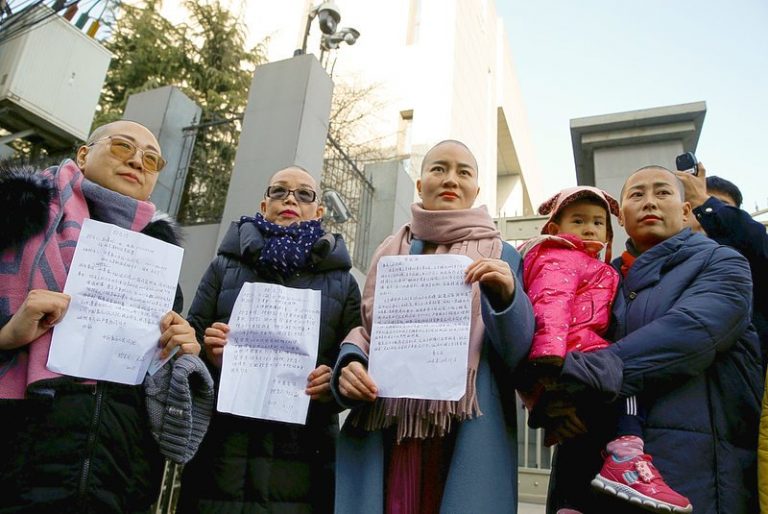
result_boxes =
[518,186,692,513]
[177,166,361,513]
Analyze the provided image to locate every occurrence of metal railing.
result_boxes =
[177,114,243,225]
[152,461,183,514]
[321,133,374,270]
[517,398,553,504]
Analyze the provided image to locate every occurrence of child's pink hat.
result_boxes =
[538,185,620,262]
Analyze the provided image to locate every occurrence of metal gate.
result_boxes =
[320,133,374,270]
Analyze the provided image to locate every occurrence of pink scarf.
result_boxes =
[0,160,155,399]
[346,203,503,440]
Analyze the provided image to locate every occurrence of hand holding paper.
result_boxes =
[338,360,378,402]
[217,282,321,425]
[368,254,473,401]
[203,322,230,368]
[0,290,70,350]
[146,311,200,376]
[305,364,333,402]
[46,219,184,385]
[159,311,200,359]
[464,257,515,310]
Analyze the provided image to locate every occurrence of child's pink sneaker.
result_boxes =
[591,452,692,513]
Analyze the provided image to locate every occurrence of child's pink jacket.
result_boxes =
[519,233,620,360]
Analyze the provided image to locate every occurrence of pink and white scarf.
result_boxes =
[346,203,503,441]
[0,160,154,398]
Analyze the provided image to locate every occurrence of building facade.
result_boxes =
[181,0,545,218]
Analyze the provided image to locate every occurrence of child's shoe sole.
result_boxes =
[591,475,693,513]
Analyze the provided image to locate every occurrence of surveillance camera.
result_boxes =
[320,27,360,51]
[316,2,341,35]
[322,189,352,223]
[340,27,360,45]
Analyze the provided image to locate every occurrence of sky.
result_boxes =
[496,0,768,212]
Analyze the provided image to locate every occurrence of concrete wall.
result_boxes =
[217,54,333,245]
[495,20,543,208]
[124,86,202,217]
[497,174,525,218]
[571,102,706,257]
[365,159,414,252]
[178,223,221,315]
[593,141,684,253]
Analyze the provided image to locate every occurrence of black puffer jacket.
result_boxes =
[0,163,183,514]
[694,195,768,369]
[178,221,361,514]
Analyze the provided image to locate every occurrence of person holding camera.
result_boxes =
[675,159,768,370]
[674,158,768,513]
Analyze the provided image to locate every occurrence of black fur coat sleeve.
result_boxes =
[0,162,55,251]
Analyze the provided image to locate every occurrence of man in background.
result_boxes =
[677,163,768,369]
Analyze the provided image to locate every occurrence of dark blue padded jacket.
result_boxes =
[548,229,763,514]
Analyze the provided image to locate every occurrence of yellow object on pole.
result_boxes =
[87,19,100,38]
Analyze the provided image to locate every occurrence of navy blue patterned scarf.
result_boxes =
[240,213,325,278]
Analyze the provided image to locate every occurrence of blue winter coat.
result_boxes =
[332,241,534,514]
[695,196,768,369]
[547,229,763,514]
[177,221,361,514]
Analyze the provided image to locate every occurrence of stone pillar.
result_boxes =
[570,101,706,256]
[365,160,414,249]
[124,86,202,216]
[349,159,414,286]
[217,54,333,244]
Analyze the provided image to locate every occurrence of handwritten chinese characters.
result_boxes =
[47,219,183,385]
[368,254,473,401]
[216,283,321,425]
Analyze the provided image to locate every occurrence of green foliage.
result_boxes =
[96,0,267,223]
[95,0,189,126]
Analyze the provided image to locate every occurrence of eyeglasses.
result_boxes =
[88,136,167,173]
[264,185,317,204]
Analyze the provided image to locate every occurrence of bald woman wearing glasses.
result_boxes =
[176,166,362,513]
[0,120,202,513]
[77,120,167,201]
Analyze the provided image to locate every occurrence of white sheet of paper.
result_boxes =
[217,282,321,424]
[368,254,473,400]
[47,219,183,385]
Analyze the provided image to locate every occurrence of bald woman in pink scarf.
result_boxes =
[331,140,535,514]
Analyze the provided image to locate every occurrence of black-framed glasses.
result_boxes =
[88,136,167,173]
[264,185,317,204]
